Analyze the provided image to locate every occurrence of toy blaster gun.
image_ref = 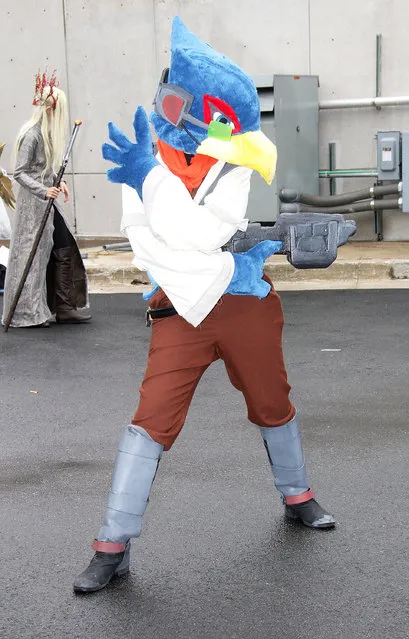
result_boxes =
[223,213,356,269]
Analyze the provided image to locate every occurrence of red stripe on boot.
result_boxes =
[285,489,314,505]
[92,539,125,553]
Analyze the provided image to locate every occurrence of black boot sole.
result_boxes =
[73,565,129,593]
[56,317,91,324]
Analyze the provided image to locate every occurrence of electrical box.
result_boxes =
[247,75,320,223]
[377,131,401,181]
[401,132,409,213]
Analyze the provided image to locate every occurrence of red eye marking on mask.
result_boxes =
[162,94,186,125]
[203,95,241,133]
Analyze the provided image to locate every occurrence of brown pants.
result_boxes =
[132,284,295,450]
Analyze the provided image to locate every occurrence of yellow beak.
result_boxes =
[196,130,277,184]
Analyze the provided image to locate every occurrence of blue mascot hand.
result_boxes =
[142,271,159,301]
[225,240,282,298]
[102,106,159,199]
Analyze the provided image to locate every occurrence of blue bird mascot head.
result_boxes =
[151,17,276,184]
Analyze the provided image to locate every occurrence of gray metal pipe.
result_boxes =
[376,34,382,103]
[319,169,378,178]
[319,95,409,110]
[103,242,132,251]
[329,142,336,195]
[298,199,401,215]
[280,184,401,207]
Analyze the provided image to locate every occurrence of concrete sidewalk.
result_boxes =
[83,241,409,293]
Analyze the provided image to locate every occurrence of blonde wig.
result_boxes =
[15,85,68,180]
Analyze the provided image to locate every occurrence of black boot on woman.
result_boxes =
[53,246,91,323]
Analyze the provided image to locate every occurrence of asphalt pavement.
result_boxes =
[1,291,409,639]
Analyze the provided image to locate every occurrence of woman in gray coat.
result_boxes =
[2,73,90,328]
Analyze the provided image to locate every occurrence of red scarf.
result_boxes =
[157,139,217,193]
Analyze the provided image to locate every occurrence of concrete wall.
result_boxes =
[1,0,409,239]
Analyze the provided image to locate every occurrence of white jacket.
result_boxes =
[121,156,252,327]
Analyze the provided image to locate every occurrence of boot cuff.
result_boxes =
[92,539,126,553]
[285,489,314,505]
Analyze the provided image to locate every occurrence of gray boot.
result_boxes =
[73,541,131,593]
[259,413,335,529]
[73,425,164,593]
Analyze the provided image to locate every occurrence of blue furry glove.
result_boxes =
[225,240,282,298]
[102,106,159,199]
[142,271,159,301]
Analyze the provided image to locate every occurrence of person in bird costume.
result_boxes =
[74,17,335,594]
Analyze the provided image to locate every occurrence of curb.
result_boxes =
[84,254,409,290]
[85,264,150,286]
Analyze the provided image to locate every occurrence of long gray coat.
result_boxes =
[2,123,87,327]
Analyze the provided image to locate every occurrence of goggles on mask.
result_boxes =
[153,68,232,143]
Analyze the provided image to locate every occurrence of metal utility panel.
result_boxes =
[401,132,409,213]
[247,75,276,223]
[377,131,401,181]
[274,75,320,207]
[247,74,319,223]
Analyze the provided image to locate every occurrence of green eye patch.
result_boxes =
[207,120,232,141]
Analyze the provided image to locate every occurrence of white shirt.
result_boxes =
[121,156,252,327]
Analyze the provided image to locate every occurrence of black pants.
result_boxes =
[46,207,73,311]
[0,265,5,291]
[53,207,71,250]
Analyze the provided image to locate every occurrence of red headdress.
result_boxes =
[32,69,59,109]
